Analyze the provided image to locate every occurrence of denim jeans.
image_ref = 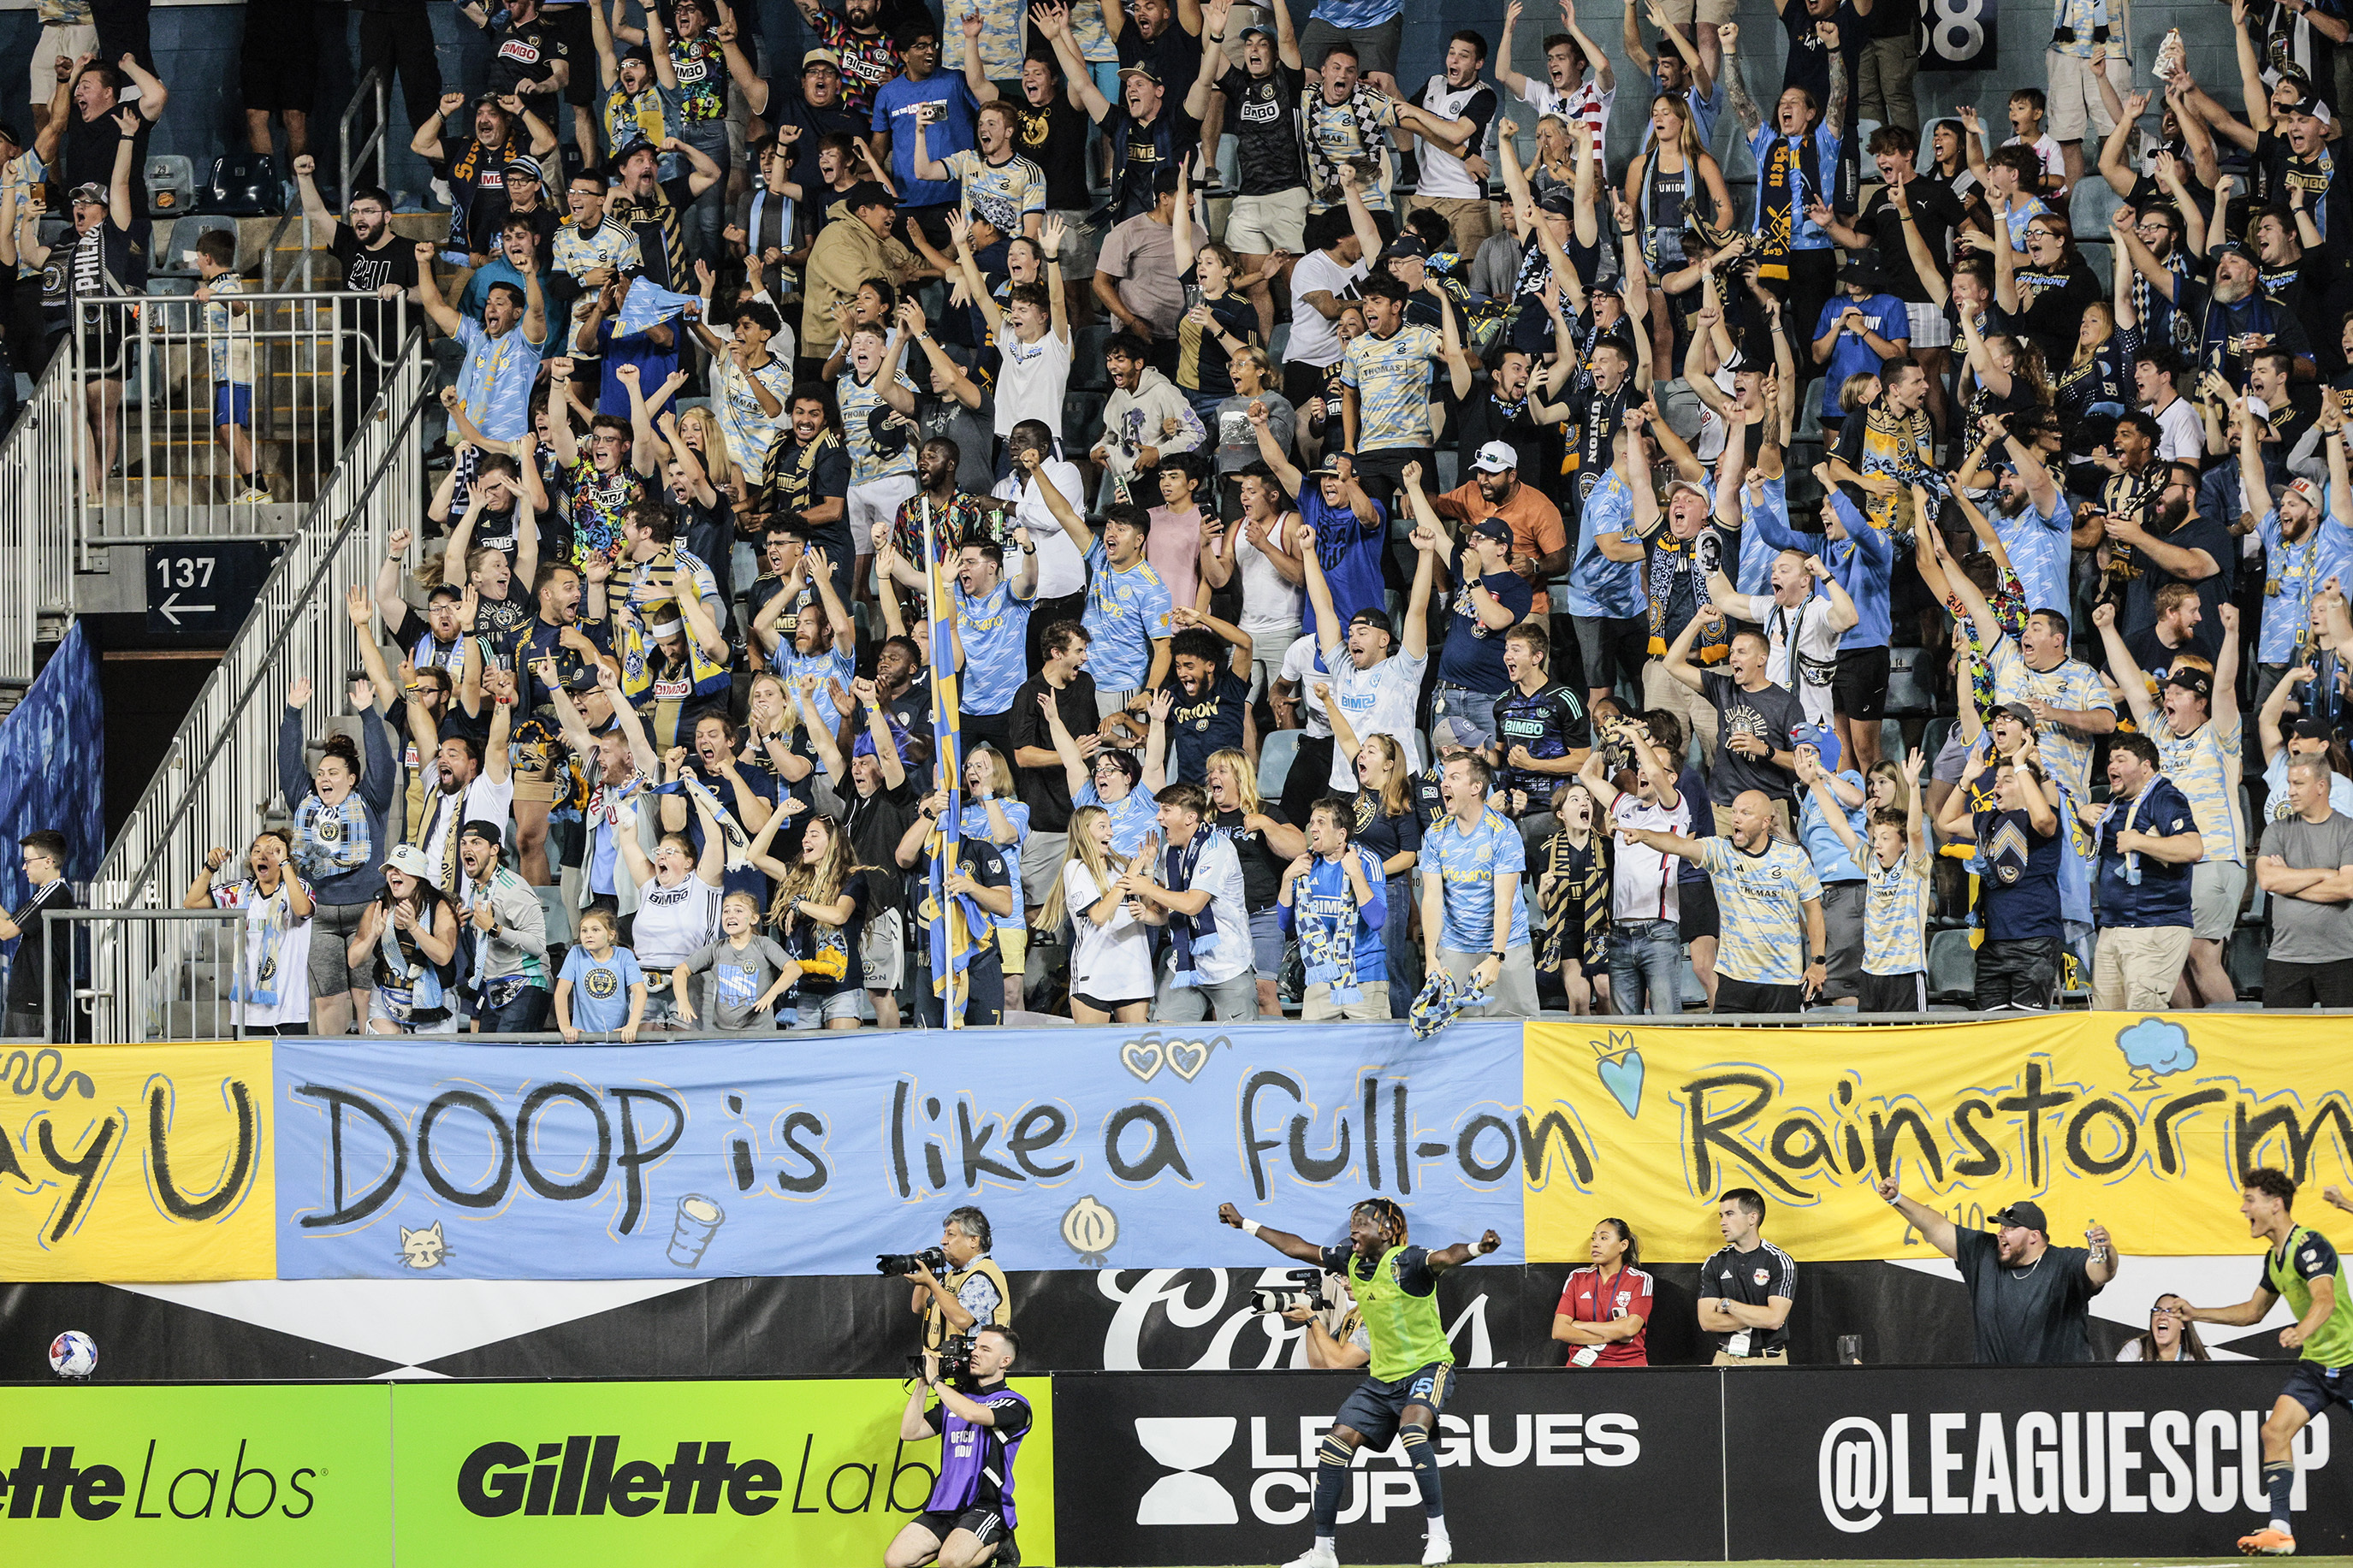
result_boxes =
[1609,919,1683,1015]
[477,984,551,1033]
[675,118,733,270]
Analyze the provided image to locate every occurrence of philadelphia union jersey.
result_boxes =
[922,1382,1034,1523]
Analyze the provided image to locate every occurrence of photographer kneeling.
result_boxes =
[886,1327,1033,1568]
[1276,1275,1371,1370]
[899,1207,1012,1353]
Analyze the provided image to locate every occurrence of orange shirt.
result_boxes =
[1430,478,1570,616]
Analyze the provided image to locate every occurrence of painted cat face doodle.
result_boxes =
[398,1220,451,1269]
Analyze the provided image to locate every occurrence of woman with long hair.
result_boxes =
[756,812,871,1030]
[2055,299,2137,429]
[1206,747,1305,1017]
[962,743,1031,1013]
[2002,211,2102,376]
[278,672,398,1036]
[1926,117,1980,201]
[348,845,459,1034]
[1351,734,1424,1018]
[1535,779,1610,1016]
[1623,93,1733,368]
[1041,805,1152,1024]
[1865,758,1908,819]
[2119,1293,2210,1362]
[1553,1218,1653,1367]
[184,829,317,1036]
[1526,114,1576,204]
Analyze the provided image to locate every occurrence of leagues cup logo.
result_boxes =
[1135,1417,1238,1525]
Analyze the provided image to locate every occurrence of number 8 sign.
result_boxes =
[1920,0,2000,70]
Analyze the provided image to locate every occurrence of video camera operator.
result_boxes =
[885,1325,1033,1568]
[892,1206,1011,1352]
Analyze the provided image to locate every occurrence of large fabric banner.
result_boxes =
[1523,1014,2353,1265]
[0,1042,275,1281]
[271,1022,1526,1281]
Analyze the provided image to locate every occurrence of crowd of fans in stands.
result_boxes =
[9,0,2353,1032]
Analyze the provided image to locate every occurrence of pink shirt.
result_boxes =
[1147,505,1204,616]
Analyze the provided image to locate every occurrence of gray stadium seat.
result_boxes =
[1258,729,1301,800]
[1927,928,1976,1003]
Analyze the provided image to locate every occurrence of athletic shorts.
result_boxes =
[214,382,253,429]
[1855,969,1927,1014]
[1677,878,1720,944]
[2279,1360,2353,1419]
[1834,646,1891,724]
[1714,975,1803,1014]
[540,3,597,107]
[1225,188,1310,254]
[1570,612,1649,697]
[1906,301,1953,349]
[33,24,99,106]
[1297,14,1402,78]
[1332,1358,1455,1450]
[862,905,904,991]
[913,1506,1017,1563]
[2190,859,2246,942]
[1073,990,1151,1014]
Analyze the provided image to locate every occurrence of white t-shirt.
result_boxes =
[1520,75,1612,159]
[1412,75,1498,201]
[994,459,1088,597]
[631,876,723,969]
[418,775,516,889]
[1063,859,1155,1001]
[994,326,1072,436]
[2149,396,2203,466]
[1284,248,1370,368]
[1327,648,1428,790]
[1609,794,1690,924]
[1723,589,1842,728]
[1280,632,1334,738]
[1159,831,1251,985]
[1235,520,1306,656]
[2001,132,2065,184]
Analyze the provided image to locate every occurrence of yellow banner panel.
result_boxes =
[0,1043,275,1281]
[1523,1015,2353,1264]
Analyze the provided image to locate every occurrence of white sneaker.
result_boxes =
[1422,1524,1455,1565]
[1282,1542,1339,1568]
[234,486,273,505]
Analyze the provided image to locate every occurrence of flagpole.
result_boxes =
[921,494,962,1031]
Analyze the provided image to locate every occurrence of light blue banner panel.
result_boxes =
[272,1022,1528,1280]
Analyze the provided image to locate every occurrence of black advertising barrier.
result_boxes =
[1730,1363,2351,1559]
[1050,1367,1728,1566]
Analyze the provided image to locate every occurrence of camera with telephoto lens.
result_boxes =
[1251,1269,1331,1317]
[878,1246,949,1276]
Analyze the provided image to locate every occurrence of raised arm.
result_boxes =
[1214,1201,1329,1264]
[1722,26,1761,139]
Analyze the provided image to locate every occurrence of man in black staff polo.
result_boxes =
[1697,1186,1796,1365]
[1875,1186,2116,1362]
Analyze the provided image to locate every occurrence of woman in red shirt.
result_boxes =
[1553,1218,1654,1367]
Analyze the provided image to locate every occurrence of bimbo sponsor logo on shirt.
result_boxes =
[1816,1405,2332,1533]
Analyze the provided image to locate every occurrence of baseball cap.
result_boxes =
[382,843,435,879]
[1469,440,1519,475]
[458,818,507,848]
[1380,233,1429,263]
[803,47,843,70]
[1306,461,1346,481]
[2292,716,2334,742]
[1838,256,1882,285]
[842,179,896,212]
[2214,240,2257,266]
[1538,186,1577,216]
[1990,1199,2049,1234]
[1470,517,1514,551]
[68,180,107,207]
[505,152,543,182]
[2166,666,2214,700]
[1240,23,1274,42]
[0,121,23,153]
[1793,722,1842,772]
[2285,477,2326,512]
[1431,717,1479,753]
[620,43,655,66]
[1350,606,1394,640]
[1117,61,1162,86]
[1993,700,2036,728]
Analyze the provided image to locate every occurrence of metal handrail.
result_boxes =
[341,66,391,209]
[0,348,80,684]
[69,288,413,552]
[39,908,251,1044]
[91,334,434,915]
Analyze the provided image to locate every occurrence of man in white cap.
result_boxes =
[1427,439,1572,619]
[1398,462,1530,752]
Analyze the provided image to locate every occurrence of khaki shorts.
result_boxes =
[32,24,98,105]
[997,927,1027,985]
[1438,944,1541,1020]
[2045,50,2135,145]
[1404,193,1497,258]
[1224,188,1311,255]
[1653,0,1738,27]
[2090,923,2193,1012]
[1712,1348,1790,1366]
[1302,979,1390,1020]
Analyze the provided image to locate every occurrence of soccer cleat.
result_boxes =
[2240,1528,2297,1555]
[1421,1524,1455,1565]
[1283,1543,1339,1568]
[234,487,273,505]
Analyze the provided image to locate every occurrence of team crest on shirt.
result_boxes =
[1753,1268,1770,1287]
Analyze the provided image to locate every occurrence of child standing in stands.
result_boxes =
[193,230,270,504]
[674,891,797,1031]
[557,907,648,1041]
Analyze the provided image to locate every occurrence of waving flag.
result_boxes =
[918,495,976,1024]
[617,277,704,338]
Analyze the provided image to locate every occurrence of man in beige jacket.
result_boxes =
[799,180,917,371]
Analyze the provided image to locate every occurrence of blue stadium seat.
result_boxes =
[1257,729,1301,800]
